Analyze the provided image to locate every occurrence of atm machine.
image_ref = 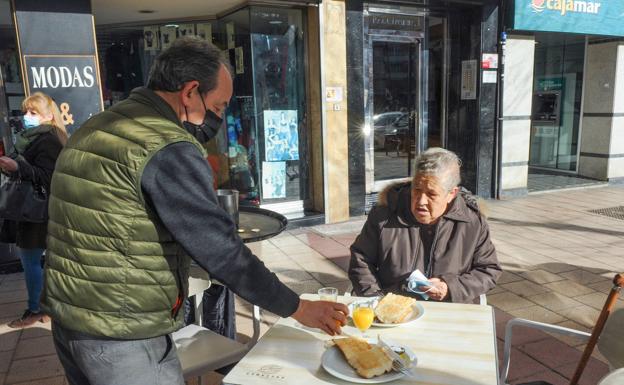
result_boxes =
[529,90,561,168]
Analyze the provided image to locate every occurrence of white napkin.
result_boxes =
[406,269,432,300]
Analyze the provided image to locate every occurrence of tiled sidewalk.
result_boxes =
[1,185,623,384]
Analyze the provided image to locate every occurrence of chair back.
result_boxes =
[570,273,623,385]
[188,276,211,298]
[597,308,624,370]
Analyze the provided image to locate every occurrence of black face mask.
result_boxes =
[182,92,223,143]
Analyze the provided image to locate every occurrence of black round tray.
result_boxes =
[238,206,288,243]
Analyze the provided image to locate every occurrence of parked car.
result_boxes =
[372,112,404,149]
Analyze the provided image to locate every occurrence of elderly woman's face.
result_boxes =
[410,174,458,225]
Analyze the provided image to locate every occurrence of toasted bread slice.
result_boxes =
[374,293,417,324]
[334,337,393,379]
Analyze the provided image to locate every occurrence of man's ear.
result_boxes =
[448,186,459,203]
[180,81,200,108]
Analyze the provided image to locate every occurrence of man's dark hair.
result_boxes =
[147,36,231,94]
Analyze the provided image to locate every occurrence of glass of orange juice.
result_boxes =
[352,302,375,337]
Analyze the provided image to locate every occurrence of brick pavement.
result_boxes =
[1,185,623,384]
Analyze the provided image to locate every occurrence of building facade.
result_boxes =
[343,0,501,216]
[499,0,624,197]
[3,0,622,229]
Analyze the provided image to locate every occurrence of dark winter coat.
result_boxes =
[349,182,502,303]
[0,127,63,249]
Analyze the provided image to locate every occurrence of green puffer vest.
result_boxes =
[41,89,206,339]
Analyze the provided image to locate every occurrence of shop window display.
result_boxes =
[222,6,308,207]
[94,6,308,209]
[251,8,307,205]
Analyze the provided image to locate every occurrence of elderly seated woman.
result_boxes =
[349,148,502,303]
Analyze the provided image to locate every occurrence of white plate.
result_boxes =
[372,302,425,327]
[321,339,416,384]
[348,299,425,328]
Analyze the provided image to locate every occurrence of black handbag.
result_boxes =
[0,169,49,223]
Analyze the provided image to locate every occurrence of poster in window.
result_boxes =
[143,26,159,51]
[226,22,235,49]
[160,26,177,50]
[235,47,244,74]
[262,161,286,199]
[178,24,195,37]
[264,110,299,161]
[196,23,212,42]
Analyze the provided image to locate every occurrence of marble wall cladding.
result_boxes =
[501,164,529,190]
[583,42,618,114]
[610,116,624,155]
[503,36,535,117]
[307,7,324,213]
[476,3,499,198]
[501,119,531,163]
[580,117,612,155]
[323,0,350,223]
[615,45,624,115]
[346,0,366,216]
[499,36,535,195]
[579,41,624,180]
[446,8,481,194]
[579,155,609,180]
[608,157,624,179]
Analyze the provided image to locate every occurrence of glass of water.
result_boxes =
[318,287,338,302]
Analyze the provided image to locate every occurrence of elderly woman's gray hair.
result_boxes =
[413,148,461,192]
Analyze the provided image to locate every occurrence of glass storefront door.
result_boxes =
[368,36,421,188]
[529,33,586,172]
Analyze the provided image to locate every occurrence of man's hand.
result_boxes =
[418,277,448,301]
[291,299,349,336]
[0,157,18,173]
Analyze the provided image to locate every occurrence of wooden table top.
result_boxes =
[224,294,499,385]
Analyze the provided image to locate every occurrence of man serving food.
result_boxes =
[41,37,348,385]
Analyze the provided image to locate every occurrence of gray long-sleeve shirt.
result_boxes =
[141,141,299,318]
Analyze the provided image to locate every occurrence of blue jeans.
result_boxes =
[18,247,45,312]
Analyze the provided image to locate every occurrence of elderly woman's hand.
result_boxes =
[0,156,18,173]
[418,277,448,301]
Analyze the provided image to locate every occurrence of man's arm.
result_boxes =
[142,142,299,317]
[141,142,348,333]
[349,207,385,296]
[439,218,502,303]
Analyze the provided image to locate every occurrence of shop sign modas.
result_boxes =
[514,0,624,36]
[24,56,102,133]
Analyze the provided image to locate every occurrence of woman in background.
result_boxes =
[0,92,66,327]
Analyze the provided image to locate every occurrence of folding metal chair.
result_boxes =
[500,273,624,385]
[172,272,261,385]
